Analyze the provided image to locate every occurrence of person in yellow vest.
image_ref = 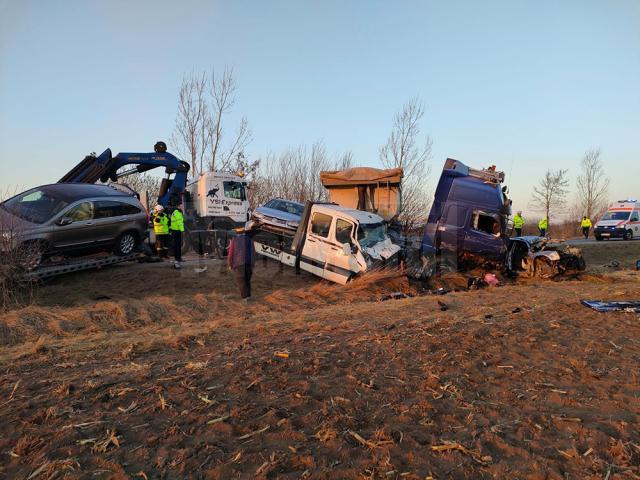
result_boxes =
[538,217,548,237]
[581,216,592,239]
[170,201,185,269]
[152,205,169,258]
[513,211,524,237]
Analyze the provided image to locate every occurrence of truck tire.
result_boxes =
[114,232,138,256]
[624,230,633,241]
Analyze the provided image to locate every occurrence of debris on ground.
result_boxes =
[581,300,640,313]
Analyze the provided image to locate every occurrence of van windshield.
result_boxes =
[601,211,629,221]
[357,222,387,247]
[1,189,70,224]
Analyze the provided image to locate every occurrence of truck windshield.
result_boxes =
[223,181,247,201]
[601,211,629,221]
[1,189,70,224]
[357,222,387,247]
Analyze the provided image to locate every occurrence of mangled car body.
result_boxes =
[252,202,400,284]
[418,159,585,278]
[506,236,585,278]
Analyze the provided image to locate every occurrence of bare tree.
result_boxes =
[576,148,609,219]
[171,72,208,175]
[531,169,570,225]
[171,68,254,177]
[379,98,433,231]
[249,142,351,209]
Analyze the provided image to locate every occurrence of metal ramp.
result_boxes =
[23,254,139,281]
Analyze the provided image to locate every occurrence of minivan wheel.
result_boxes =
[114,232,138,256]
[623,230,633,241]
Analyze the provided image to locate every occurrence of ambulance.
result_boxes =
[594,200,640,241]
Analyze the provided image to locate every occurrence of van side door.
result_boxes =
[323,217,360,284]
[299,211,334,278]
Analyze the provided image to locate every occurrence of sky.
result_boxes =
[1,0,639,215]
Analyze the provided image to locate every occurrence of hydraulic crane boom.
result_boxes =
[58,147,190,207]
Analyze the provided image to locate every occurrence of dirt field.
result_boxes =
[1,244,639,479]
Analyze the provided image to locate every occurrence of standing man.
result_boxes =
[581,216,592,239]
[228,223,256,299]
[170,201,185,269]
[152,205,170,258]
[513,211,524,237]
[538,217,548,237]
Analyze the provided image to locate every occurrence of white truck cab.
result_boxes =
[594,200,640,241]
[188,171,249,228]
[254,203,401,284]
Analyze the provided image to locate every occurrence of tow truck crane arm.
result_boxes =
[58,147,190,207]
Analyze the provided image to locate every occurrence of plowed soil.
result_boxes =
[1,255,639,479]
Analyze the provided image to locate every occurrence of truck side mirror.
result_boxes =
[342,243,351,255]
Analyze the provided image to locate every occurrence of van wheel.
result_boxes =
[623,230,633,241]
[114,232,138,256]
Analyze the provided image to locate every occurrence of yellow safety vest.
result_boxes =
[153,213,169,235]
[170,209,185,232]
[538,218,548,229]
[581,218,592,228]
[513,214,524,229]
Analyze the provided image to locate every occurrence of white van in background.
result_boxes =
[594,200,640,241]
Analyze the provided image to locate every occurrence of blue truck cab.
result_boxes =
[422,158,511,269]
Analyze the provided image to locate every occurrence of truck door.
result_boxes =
[299,211,333,278]
[463,210,507,260]
[323,218,360,284]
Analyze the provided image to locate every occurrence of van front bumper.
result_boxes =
[594,226,626,238]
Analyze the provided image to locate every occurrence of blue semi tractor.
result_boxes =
[416,159,584,278]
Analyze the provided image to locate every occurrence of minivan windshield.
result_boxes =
[601,211,630,221]
[1,189,70,224]
[357,222,387,248]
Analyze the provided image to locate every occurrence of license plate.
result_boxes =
[601,233,610,236]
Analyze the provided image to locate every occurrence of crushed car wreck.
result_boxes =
[506,236,586,278]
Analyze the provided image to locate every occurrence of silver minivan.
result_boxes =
[0,183,148,266]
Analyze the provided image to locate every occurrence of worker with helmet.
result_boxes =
[152,205,170,258]
[513,211,524,237]
[170,201,185,269]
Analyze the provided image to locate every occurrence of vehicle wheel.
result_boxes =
[534,257,556,278]
[595,235,602,241]
[623,230,633,241]
[17,241,46,271]
[114,232,138,256]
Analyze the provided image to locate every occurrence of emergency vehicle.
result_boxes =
[594,200,640,241]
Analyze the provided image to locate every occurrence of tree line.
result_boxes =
[163,67,610,231]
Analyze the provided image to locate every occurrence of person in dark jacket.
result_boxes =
[228,222,256,299]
